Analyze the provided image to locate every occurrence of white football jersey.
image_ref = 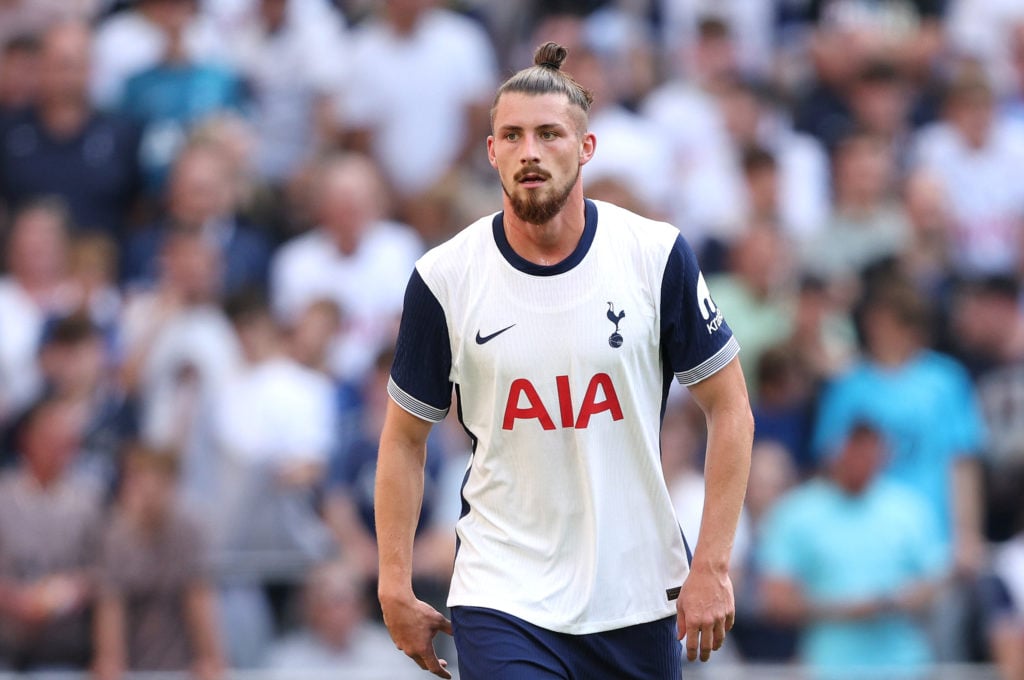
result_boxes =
[389,199,738,634]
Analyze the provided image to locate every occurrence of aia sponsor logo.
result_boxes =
[502,373,623,430]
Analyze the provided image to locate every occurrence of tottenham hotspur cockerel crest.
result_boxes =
[606,302,625,348]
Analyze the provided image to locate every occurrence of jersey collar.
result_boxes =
[491,199,598,276]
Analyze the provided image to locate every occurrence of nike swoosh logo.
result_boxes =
[475,324,516,344]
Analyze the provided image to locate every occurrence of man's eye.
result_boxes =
[541,131,556,140]
[505,132,519,141]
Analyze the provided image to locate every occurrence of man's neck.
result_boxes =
[502,191,586,267]
[38,99,89,138]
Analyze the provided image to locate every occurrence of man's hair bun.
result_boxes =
[534,42,568,70]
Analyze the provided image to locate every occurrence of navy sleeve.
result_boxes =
[388,268,453,422]
[660,234,739,386]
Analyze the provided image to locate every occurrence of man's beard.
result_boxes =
[503,165,578,225]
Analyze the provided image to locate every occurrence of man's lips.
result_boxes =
[516,172,548,186]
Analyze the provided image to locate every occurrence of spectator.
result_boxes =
[568,43,673,219]
[264,561,419,677]
[707,220,797,391]
[213,290,337,579]
[65,231,123,338]
[0,34,39,114]
[91,0,224,109]
[792,0,944,149]
[814,279,987,661]
[118,0,245,195]
[339,0,498,224]
[93,446,224,680]
[122,141,271,297]
[983,505,1024,680]
[800,129,910,288]
[657,4,775,82]
[888,168,957,303]
[845,61,917,168]
[324,346,454,615]
[225,0,350,185]
[0,396,101,671]
[37,313,136,493]
[0,199,72,428]
[715,78,830,241]
[284,297,363,474]
[118,230,240,499]
[948,275,1024,543]
[912,69,1024,276]
[759,422,946,673]
[270,153,422,382]
[210,290,337,662]
[0,21,141,236]
[641,20,745,245]
[729,440,800,663]
[751,346,818,476]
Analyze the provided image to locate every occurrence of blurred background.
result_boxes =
[0,0,1022,678]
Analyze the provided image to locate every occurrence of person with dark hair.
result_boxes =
[0,395,101,671]
[375,42,753,679]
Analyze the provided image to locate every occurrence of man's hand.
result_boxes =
[677,563,735,663]
[380,590,453,678]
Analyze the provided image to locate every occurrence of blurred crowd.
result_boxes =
[0,0,1023,678]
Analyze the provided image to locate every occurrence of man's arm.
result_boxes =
[679,357,753,662]
[375,399,453,679]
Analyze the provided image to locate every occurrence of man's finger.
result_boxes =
[725,610,736,632]
[699,620,714,662]
[712,617,727,651]
[423,652,452,679]
[685,618,700,661]
[439,615,453,636]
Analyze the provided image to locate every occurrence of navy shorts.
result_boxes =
[450,606,682,680]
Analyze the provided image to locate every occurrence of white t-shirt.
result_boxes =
[911,118,1024,275]
[225,6,350,180]
[215,357,337,465]
[0,278,44,421]
[583,105,676,218]
[389,199,739,634]
[641,82,742,242]
[271,222,423,381]
[339,9,497,196]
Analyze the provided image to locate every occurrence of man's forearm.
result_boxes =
[693,401,753,571]
[375,420,429,598]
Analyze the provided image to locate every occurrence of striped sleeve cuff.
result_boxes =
[388,376,449,423]
[675,336,740,387]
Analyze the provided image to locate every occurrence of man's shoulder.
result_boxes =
[592,199,682,255]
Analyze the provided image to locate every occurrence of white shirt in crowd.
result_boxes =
[339,7,498,196]
[224,2,350,181]
[912,117,1024,275]
[0,278,45,422]
[271,221,423,381]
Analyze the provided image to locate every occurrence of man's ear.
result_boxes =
[487,135,498,169]
[579,131,597,166]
